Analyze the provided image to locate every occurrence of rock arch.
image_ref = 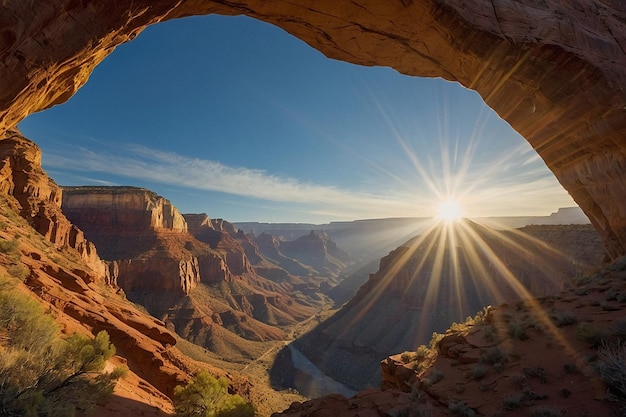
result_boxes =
[0,0,625,257]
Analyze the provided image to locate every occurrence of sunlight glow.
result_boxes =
[437,200,463,222]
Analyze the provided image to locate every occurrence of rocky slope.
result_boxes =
[0,1,625,259]
[294,220,606,390]
[0,132,256,413]
[276,257,626,416]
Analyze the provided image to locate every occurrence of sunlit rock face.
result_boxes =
[0,1,625,257]
[0,133,106,277]
[63,186,187,233]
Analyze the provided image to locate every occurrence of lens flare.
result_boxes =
[437,200,462,222]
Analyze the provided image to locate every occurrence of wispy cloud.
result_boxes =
[43,142,575,219]
[44,144,420,215]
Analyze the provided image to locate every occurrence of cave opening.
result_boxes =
[17,14,577,227]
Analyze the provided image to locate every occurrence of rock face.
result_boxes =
[62,186,325,357]
[0,132,232,406]
[0,133,106,277]
[62,186,203,295]
[295,221,606,390]
[185,214,254,276]
[0,1,624,258]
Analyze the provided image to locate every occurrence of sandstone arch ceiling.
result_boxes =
[0,0,625,258]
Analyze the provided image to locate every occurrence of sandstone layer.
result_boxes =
[0,1,624,258]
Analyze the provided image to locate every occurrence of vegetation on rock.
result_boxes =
[173,370,255,417]
[0,276,123,416]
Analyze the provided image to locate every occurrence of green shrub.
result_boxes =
[480,347,507,367]
[174,370,254,417]
[507,320,529,340]
[483,326,498,342]
[0,238,18,253]
[415,345,430,360]
[0,276,121,416]
[8,263,28,280]
[575,322,608,346]
[551,311,577,327]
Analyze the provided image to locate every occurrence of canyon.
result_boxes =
[293,221,606,390]
[61,185,349,361]
[0,133,623,415]
[0,1,626,416]
[0,1,624,259]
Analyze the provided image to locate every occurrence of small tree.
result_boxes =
[0,276,123,416]
[174,371,254,417]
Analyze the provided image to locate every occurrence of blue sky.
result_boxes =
[18,14,576,223]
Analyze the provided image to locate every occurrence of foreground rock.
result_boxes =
[277,258,626,417]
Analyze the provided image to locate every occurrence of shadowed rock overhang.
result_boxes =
[0,0,624,257]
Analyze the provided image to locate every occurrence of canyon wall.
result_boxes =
[0,132,106,277]
[0,1,624,257]
[63,186,187,233]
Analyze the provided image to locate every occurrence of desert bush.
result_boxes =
[503,392,524,410]
[422,368,444,387]
[415,345,431,360]
[614,319,626,337]
[596,340,626,401]
[8,263,28,280]
[0,276,121,416]
[523,367,548,383]
[173,370,254,417]
[509,373,527,388]
[507,319,529,340]
[483,325,498,342]
[480,347,508,367]
[551,311,577,327]
[575,322,608,346]
[0,238,18,253]
[448,401,476,417]
[429,332,444,350]
[469,364,487,380]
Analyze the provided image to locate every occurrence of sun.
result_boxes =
[437,200,463,222]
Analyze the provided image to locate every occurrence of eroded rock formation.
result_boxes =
[0,133,107,277]
[295,221,605,389]
[0,1,624,257]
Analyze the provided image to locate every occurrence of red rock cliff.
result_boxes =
[0,1,624,257]
[0,132,106,278]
